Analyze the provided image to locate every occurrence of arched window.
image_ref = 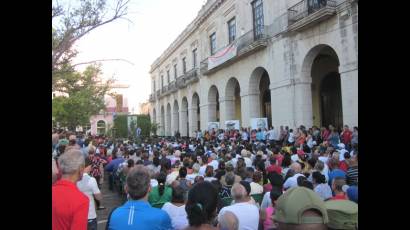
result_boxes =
[97,120,106,135]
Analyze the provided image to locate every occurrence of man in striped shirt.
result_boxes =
[346,152,358,186]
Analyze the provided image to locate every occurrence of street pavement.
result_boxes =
[96,172,124,230]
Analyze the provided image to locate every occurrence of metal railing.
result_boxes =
[288,0,337,23]
[200,26,269,73]
[236,26,269,52]
[149,93,155,102]
[184,68,199,83]
[168,81,177,93]
[176,75,186,89]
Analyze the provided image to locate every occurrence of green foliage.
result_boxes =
[52,65,111,130]
[136,115,151,137]
[52,0,129,91]
[151,122,159,136]
[129,117,137,137]
[113,114,128,138]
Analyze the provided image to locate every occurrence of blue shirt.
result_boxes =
[256,131,265,141]
[108,200,172,230]
[328,169,346,186]
[105,158,125,172]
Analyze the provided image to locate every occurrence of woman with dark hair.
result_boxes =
[185,182,218,230]
[178,167,191,193]
[214,161,226,181]
[281,153,292,178]
[161,185,189,230]
[204,166,217,182]
[312,171,332,201]
[351,126,358,146]
[263,171,284,193]
[148,172,172,208]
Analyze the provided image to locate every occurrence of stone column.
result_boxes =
[293,78,313,128]
[240,91,260,128]
[179,109,188,137]
[340,67,358,127]
[172,110,179,135]
[219,96,234,129]
[269,79,299,129]
[200,103,210,131]
[188,106,198,137]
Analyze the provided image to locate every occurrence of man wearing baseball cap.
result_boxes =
[274,186,329,230]
[325,199,358,230]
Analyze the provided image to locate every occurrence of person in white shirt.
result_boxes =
[241,129,249,141]
[161,185,189,230]
[283,162,305,190]
[204,165,217,182]
[337,143,348,161]
[218,183,259,230]
[287,129,295,144]
[250,171,264,195]
[241,150,253,168]
[218,211,239,230]
[198,155,208,176]
[76,158,103,230]
[208,153,219,170]
[186,163,200,184]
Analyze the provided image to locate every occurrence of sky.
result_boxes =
[73,0,206,114]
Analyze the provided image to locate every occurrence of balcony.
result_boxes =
[287,0,337,32]
[149,93,155,102]
[184,68,199,84]
[200,26,269,75]
[168,81,177,93]
[176,75,186,89]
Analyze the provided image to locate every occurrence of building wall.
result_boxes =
[150,0,358,136]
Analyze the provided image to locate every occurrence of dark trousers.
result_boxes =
[108,173,114,191]
[87,218,97,230]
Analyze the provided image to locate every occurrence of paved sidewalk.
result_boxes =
[96,172,124,229]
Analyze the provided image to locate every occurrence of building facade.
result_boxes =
[90,84,130,135]
[149,0,358,137]
[139,102,151,115]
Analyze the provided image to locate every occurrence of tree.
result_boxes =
[151,122,159,136]
[52,65,112,130]
[136,115,151,137]
[113,114,128,138]
[52,0,130,91]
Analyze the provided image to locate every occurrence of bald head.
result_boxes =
[290,162,302,174]
[218,211,239,230]
[231,183,247,202]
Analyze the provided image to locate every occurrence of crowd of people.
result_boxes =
[52,124,358,230]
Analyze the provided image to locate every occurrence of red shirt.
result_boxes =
[341,130,352,145]
[339,160,349,172]
[275,154,284,166]
[266,164,282,175]
[52,179,89,230]
[331,193,348,200]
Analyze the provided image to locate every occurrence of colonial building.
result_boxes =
[139,102,151,115]
[89,84,130,135]
[149,0,358,137]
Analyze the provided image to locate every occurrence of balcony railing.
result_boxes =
[176,75,186,89]
[200,26,269,75]
[288,0,337,31]
[149,93,155,102]
[168,81,177,93]
[184,68,199,84]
